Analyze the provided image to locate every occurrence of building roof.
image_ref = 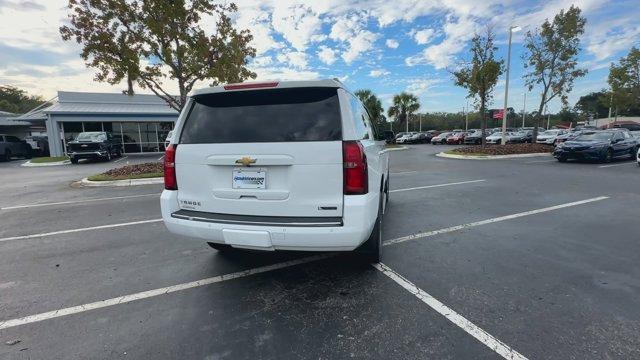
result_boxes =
[44,91,178,116]
[12,108,47,121]
[0,118,30,126]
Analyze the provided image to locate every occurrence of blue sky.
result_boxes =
[0,0,638,114]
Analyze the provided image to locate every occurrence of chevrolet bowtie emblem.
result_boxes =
[235,156,257,166]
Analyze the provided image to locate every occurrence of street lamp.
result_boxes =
[501,25,521,145]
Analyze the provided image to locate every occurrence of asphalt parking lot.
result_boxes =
[1,146,639,359]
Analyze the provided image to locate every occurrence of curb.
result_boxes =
[384,146,409,152]
[80,177,163,187]
[436,152,552,160]
[21,160,71,167]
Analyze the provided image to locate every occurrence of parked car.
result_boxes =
[508,130,533,143]
[554,130,582,146]
[536,129,566,145]
[486,132,508,144]
[408,132,430,144]
[554,130,638,163]
[67,131,122,164]
[463,130,486,145]
[383,130,395,144]
[395,132,410,141]
[447,131,468,144]
[161,80,390,262]
[431,132,452,145]
[396,132,417,144]
[25,135,49,156]
[0,134,32,161]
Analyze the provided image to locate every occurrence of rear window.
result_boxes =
[180,87,342,143]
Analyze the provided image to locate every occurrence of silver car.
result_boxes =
[536,129,566,145]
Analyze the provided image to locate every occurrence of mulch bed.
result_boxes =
[100,162,163,177]
[450,143,554,156]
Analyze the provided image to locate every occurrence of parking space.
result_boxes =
[1,145,639,359]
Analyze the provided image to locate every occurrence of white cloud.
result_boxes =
[369,69,390,77]
[276,50,308,69]
[330,13,380,64]
[406,78,443,95]
[252,65,320,81]
[385,39,399,49]
[271,3,323,51]
[406,15,476,69]
[317,45,337,65]
[413,28,435,45]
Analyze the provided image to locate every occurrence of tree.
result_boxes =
[574,91,609,120]
[607,47,640,116]
[0,86,48,114]
[522,5,587,140]
[355,89,386,131]
[60,0,256,110]
[387,92,420,132]
[452,27,503,146]
[60,0,141,95]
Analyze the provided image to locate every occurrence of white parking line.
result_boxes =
[113,156,129,163]
[1,193,159,210]
[157,155,164,161]
[390,179,486,193]
[598,162,635,168]
[0,254,331,331]
[384,196,609,246]
[391,171,418,175]
[0,219,163,243]
[373,262,528,360]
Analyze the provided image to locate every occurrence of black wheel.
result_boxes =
[629,147,637,159]
[115,147,122,158]
[207,242,235,252]
[104,151,112,162]
[70,156,78,164]
[2,150,10,161]
[358,194,383,263]
[603,149,613,163]
[384,176,389,207]
[557,156,567,163]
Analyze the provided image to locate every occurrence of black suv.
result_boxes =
[67,132,122,164]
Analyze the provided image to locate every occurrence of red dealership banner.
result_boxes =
[492,109,504,119]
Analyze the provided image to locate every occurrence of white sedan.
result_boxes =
[536,129,566,145]
[486,132,516,144]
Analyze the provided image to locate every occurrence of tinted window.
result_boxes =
[348,95,369,140]
[6,136,21,142]
[180,87,342,144]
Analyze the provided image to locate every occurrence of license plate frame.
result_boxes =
[232,169,266,189]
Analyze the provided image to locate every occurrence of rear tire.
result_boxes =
[557,155,567,162]
[358,194,383,263]
[2,150,9,162]
[603,149,613,163]
[70,156,78,164]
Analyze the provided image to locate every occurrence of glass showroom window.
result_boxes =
[121,122,142,153]
[140,122,159,152]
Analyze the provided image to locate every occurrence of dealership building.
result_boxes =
[13,91,178,157]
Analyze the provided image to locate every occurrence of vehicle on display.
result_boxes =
[407,132,430,144]
[0,134,32,161]
[447,131,468,144]
[395,132,410,141]
[536,129,566,145]
[486,131,510,144]
[463,130,487,144]
[554,130,583,146]
[396,132,417,144]
[67,131,122,164]
[383,130,395,144]
[431,132,452,145]
[505,130,529,143]
[25,135,49,156]
[161,80,390,263]
[554,130,638,163]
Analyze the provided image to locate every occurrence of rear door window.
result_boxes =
[180,87,342,144]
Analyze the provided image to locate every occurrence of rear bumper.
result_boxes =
[160,190,377,252]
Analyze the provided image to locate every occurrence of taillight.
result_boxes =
[343,141,368,195]
[164,144,177,190]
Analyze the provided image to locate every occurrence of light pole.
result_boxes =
[501,25,521,145]
[522,93,526,128]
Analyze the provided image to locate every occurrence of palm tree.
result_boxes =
[388,92,420,132]
[355,89,385,130]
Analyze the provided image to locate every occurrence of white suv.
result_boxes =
[161,80,390,262]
